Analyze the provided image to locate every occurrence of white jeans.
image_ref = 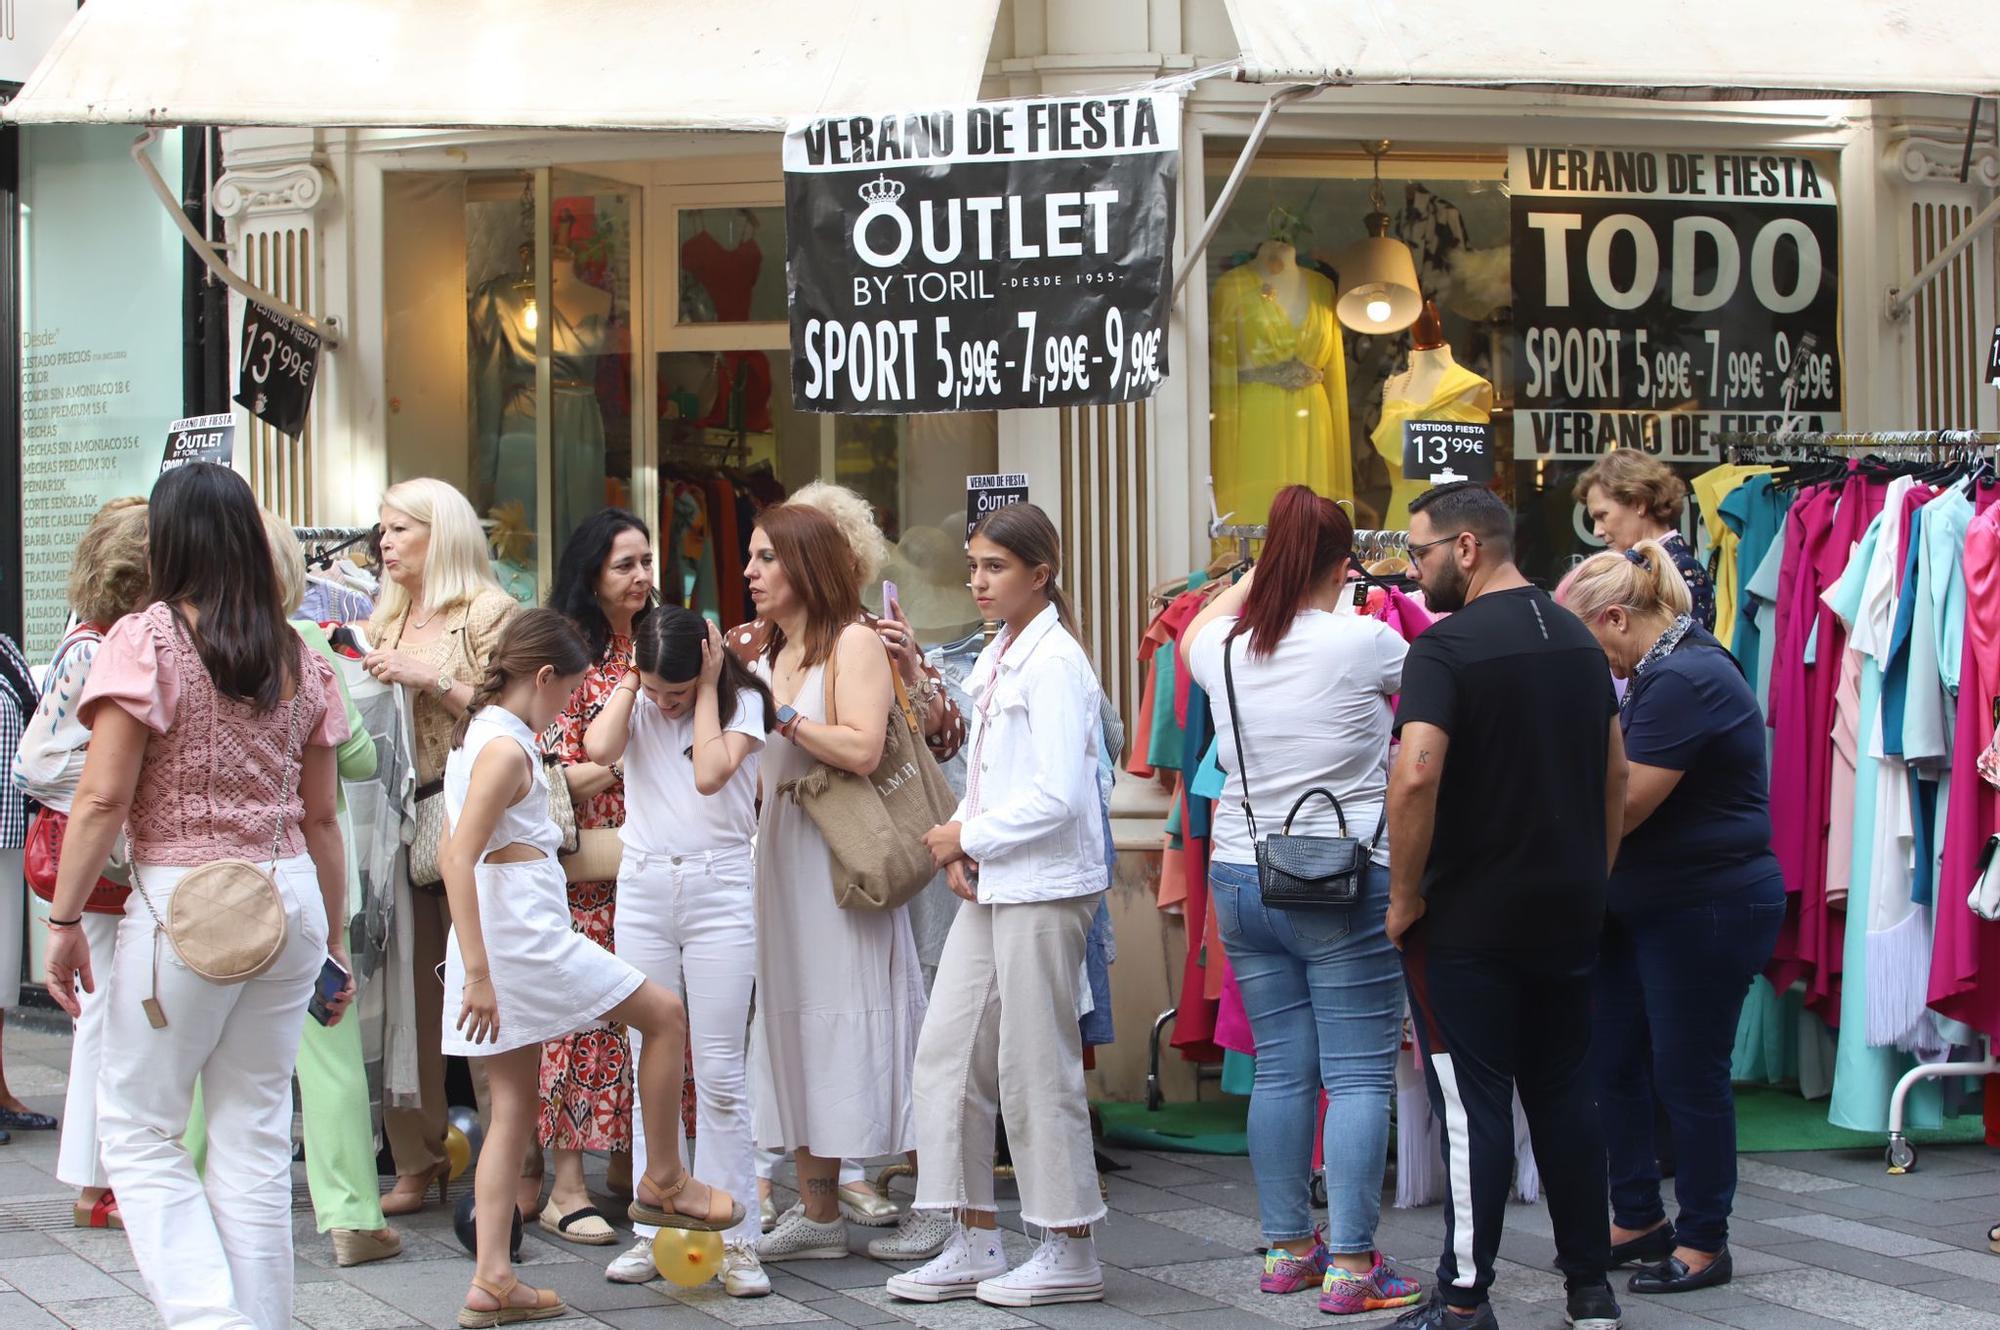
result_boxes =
[617,844,759,1245]
[98,856,328,1330]
[912,893,1105,1229]
[57,909,122,1189]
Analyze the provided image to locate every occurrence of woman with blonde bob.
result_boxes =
[364,477,519,1214]
[1559,542,1782,1299]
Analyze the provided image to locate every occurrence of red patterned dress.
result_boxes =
[537,634,639,1153]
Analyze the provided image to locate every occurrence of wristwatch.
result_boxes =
[776,703,801,738]
[435,671,455,699]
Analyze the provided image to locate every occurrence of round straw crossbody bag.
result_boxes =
[126,683,303,1022]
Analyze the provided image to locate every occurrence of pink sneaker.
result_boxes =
[1319,1253,1422,1315]
[1260,1238,1330,1294]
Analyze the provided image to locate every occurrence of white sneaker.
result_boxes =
[976,1232,1104,1307]
[606,1237,658,1284]
[884,1225,1008,1302]
[755,1204,849,1261]
[866,1206,956,1261]
[722,1242,772,1298]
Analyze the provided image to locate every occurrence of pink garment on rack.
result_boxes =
[1826,647,1861,909]
[1213,957,1253,1054]
[1929,491,2000,1040]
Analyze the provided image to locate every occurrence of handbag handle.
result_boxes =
[1282,786,1351,837]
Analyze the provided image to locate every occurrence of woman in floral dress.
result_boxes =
[534,508,659,1244]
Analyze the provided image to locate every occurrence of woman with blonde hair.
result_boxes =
[14,497,150,1232]
[364,477,520,1214]
[1559,543,1782,1298]
[1573,450,1714,630]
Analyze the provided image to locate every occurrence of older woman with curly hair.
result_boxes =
[13,497,150,1231]
[725,482,965,1260]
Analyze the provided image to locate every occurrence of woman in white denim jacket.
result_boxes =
[889,503,1110,1311]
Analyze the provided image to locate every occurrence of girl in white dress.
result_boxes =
[440,608,741,1327]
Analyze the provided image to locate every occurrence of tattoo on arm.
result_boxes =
[1416,749,1432,766]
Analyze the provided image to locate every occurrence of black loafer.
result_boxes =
[0,1108,58,1132]
[1630,1249,1732,1295]
[1608,1223,1675,1268]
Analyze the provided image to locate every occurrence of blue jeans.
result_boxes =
[1210,858,1401,1251]
[1590,889,1784,1254]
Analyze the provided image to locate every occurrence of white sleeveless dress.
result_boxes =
[749,658,927,1157]
[440,708,644,1056]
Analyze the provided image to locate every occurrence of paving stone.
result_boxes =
[843,1286,1036,1330]
[0,1232,64,1259]
[1738,1160,1860,1195]
[293,1279,423,1328]
[1159,1183,1261,1222]
[1695,1304,1862,1330]
[786,1256,936,1292]
[1762,1214,1950,1258]
[659,1282,830,1325]
[1754,1239,1966,1288]
[1095,1263,1224,1315]
[1012,1302,1161,1330]
[799,1291,905,1326]
[1147,1311,1297,1330]
[0,1251,134,1303]
[1734,1265,2000,1330]
[1081,1214,1249,1269]
[1099,1177,1203,1216]
[1907,1247,2000,1283]
[593,1309,740,1330]
[49,1225,141,1273]
[1136,1206,1265,1255]
[0,1291,68,1330]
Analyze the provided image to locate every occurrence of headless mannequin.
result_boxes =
[549,248,613,330]
[1380,303,1491,416]
[1252,239,1311,333]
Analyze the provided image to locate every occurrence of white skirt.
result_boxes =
[440,855,644,1056]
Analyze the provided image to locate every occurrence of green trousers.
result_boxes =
[185,1001,386,1234]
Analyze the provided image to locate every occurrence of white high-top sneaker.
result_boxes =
[976,1232,1105,1307]
[883,1224,1009,1302]
[721,1242,773,1298]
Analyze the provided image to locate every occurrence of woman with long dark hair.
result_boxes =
[745,503,927,1263]
[529,507,656,1242]
[888,504,1109,1308]
[587,606,775,1293]
[1181,484,1422,1314]
[43,462,356,1329]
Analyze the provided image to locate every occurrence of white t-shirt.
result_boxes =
[1184,610,1407,867]
[619,690,766,854]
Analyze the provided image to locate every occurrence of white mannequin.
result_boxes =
[1252,239,1311,330]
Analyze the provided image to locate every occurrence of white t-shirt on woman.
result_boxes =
[1185,609,1407,867]
[619,692,766,854]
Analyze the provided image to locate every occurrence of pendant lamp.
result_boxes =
[1336,143,1422,335]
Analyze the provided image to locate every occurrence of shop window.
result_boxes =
[385,168,639,599]
[1203,158,1512,538]
[676,207,788,325]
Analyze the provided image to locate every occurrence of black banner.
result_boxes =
[966,472,1029,545]
[234,302,323,438]
[784,94,1180,414]
[1510,147,1842,465]
[1986,326,2000,388]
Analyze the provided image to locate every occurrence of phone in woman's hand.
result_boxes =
[882,580,900,620]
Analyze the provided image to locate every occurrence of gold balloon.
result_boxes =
[652,1227,725,1287]
[444,1125,472,1181]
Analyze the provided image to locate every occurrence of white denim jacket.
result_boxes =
[954,603,1109,904]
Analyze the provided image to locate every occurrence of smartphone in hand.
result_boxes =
[882,579,900,620]
[308,955,351,1026]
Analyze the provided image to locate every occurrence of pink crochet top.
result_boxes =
[79,603,349,866]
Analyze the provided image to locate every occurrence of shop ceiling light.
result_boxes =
[1336,142,1422,336]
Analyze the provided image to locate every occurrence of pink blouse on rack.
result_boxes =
[79,602,348,867]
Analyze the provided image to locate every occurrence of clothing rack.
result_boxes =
[1716,430,2000,453]
[294,525,375,571]
[1209,522,1411,568]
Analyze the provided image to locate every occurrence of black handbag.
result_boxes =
[1223,635,1382,911]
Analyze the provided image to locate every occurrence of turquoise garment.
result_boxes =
[1191,736,1226,800]
[1220,1049,1255,1097]
[1822,509,1942,1133]
[1147,639,1183,771]
[1923,487,1973,698]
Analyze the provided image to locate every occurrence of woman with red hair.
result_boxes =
[1182,485,1422,1316]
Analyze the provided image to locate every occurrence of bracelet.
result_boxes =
[464,971,491,986]
[47,914,83,929]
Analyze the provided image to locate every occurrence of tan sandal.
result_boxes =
[456,1275,565,1329]
[628,1171,745,1232]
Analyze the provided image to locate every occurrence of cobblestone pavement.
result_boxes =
[3,1011,1998,1330]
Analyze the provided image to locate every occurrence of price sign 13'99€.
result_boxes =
[784,94,1180,413]
[234,302,323,438]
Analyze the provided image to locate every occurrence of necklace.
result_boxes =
[408,603,441,631]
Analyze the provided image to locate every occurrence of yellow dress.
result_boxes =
[1690,463,1772,651]
[1209,264,1351,524]
[1370,362,1494,528]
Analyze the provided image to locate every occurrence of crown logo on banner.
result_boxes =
[857,174,906,206]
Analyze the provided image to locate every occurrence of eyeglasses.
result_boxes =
[1408,531,1482,560]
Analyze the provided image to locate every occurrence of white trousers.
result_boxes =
[0,848,23,1009]
[617,844,759,1246]
[57,909,122,1189]
[98,857,327,1330]
[912,893,1105,1229]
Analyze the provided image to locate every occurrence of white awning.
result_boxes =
[4,0,1003,130]
[1222,0,2000,99]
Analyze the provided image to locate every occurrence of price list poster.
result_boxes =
[784,93,1180,413]
[1511,146,1841,464]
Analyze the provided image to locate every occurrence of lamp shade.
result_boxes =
[1335,215,1423,335]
